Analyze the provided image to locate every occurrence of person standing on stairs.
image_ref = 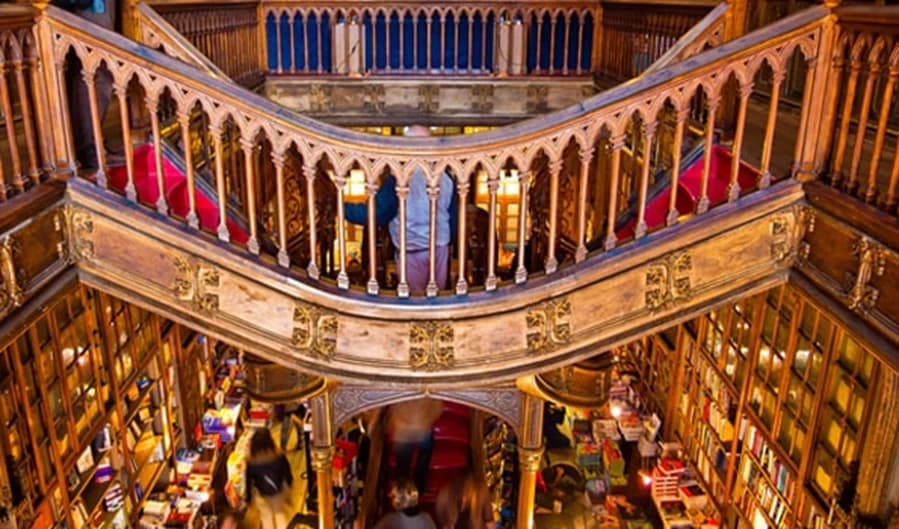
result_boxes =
[435,472,495,529]
[386,398,444,497]
[373,478,437,529]
[55,0,117,172]
[344,125,458,295]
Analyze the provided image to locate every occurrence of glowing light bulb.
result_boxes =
[610,404,622,418]
[639,470,653,487]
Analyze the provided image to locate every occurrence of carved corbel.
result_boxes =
[797,205,816,263]
[526,297,572,355]
[54,204,94,263]
[0,235,23,318]
[845,236,886,315]
[409,321,454,370]
[292,303,338,361]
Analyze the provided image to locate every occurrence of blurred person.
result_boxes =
[372,478,437,529]
[345,125,457,295]
[436,472,495,529]
[387,398,443,496]
[280,401,307,452]
[246,429,294,529]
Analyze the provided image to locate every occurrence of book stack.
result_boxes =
[95,459,114,484]
[104,482,125,511]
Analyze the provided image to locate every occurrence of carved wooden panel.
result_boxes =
[264,79,596,125]
[66,181,802,386]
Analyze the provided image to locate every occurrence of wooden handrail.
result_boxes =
[132,2,230,81]
[641,1,727,77]
[36,3,832,298]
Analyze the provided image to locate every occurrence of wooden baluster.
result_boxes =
[792,56,816,180]
[396,181,410,297]
[467,14,473,73]
[178,111,199,229]
[365,175,379,295]
[575,146,594,262]
[28,51,54,175]
[485,170,499,291]
[562,14,570,75]
[289,10,297,73]
[758,69,783,189]
[0,55,24,192]
[536,15,544,74]
[304,12,312,73]
[426,15,433,71]
[241,137,260,255]
[515,170,530,284]
[453,13,460,72]
[275,11,283,73]
[303,163,320,278]
[426,177,440,297]
[455,174,470,295]
[145,91,167,215]
[548,13,556,75]
[831,51,862,185]
[887,138,899,211]
[333,171,349,288]
[370,12,378,72]
[317,13,324,73]
[84,63,108,188]
[665,106,690,226]
[386,12,393,72]
[728,81,752,202]
[605,133,626,250]
[413,13,419,70]
[481,13,487,73]
[273,150,290,268]
[114,78,136,202]
[399,13,405,70]
[635,121,657,239]
[866,61,898,204]
[575,12,584,75]
[439,14,446,73]
[10,54,40,184]
[545,159,562,274]
[697,95,719,214]
[211,124,229,242]
[847,57,880,195]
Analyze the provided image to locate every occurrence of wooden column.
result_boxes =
[34,2,73,175]
[310,392,335,529]
[485,170,499,291]
[727,80,752,202]
[604,133,626,250]
[304,163,320,279]
[515,171,530,284]
[272,149,290,268]
[545,159,562,274]
[396,182,410,297]
[516,393,544,529]
[856,370,899,516]
[366,175,379,295]
[455,174,470,295]
[635,120,656,239]
[575,146,594,263]
[799,9,840,180]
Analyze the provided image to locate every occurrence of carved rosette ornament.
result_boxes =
[0,235,23,319]
[645,251,693,313]
[172,256,220,314]
[292,303,338,360]
[409,321,454,371]
[526,298,572,355]
[55,204,94,263]
[845,236,886,315]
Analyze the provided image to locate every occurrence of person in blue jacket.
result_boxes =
[344,125,458,294]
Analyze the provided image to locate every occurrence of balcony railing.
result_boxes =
[22,3,832,299]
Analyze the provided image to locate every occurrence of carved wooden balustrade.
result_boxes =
[0,5,54,202]
[29,3,834,302]
[596,2,712,83]
[818,6,899,217]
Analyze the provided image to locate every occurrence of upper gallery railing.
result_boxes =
[28,4,832,301]
[816,6,899,215]
[640,2,727,78]
[136,0,714,79]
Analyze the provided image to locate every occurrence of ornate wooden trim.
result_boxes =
[409,321,455,371]
[293,302,338,360]
[526,297,572,355]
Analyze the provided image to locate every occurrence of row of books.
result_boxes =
[737,455,791,528]
[740,419,794,498]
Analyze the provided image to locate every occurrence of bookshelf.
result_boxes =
[733,413,796,529]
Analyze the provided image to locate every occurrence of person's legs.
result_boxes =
[404,250,429,294]
[394,440,415,480]
[412,431,434,496]
[434,244,450,290]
